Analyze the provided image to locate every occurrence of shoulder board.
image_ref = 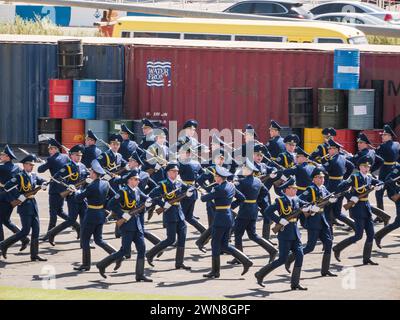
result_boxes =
[393,168,399,174]
[60,168,66,173]
[276,157,281,162]
[11,177,17,183]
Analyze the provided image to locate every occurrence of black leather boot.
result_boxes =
[0,234,20,259]
[230,247,253,276]
[363,241,378,265]
[47,221,70,246]
[136,258,152,282]
[190,219,207,234]
[40,216,57,241]
[144,231,161,245]
[146,242,165,267]
[332,237,354,262]
[255,237,277,264]
[175,247,191,270]
[285,252,295,274]
[96,253,118,279]
[371,206,390,226]
[74,249,91,271]
[203,255,220,279]
[262,221,271,240]
[291,266,307,290]
[375,224,396,249]
[30,238,47,262]
[98,242,116,255]
[321,253,337,277]
[19,237,30,252]
[255,263,276,287]
[195,228,211,253]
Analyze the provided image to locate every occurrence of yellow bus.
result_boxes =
[112,17,368,44]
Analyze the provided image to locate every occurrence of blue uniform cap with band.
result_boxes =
[91,159,106,175]
[1,144,17,160]
[86,129,98,141]
[269,120,282,131]
[182,119,198,129]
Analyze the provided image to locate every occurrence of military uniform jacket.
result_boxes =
[75,179,110,224]
[349,148,383,173]
[37,152,69,194]
[201,181,245,228]
[5,171,46,216]
[142,142,168,182]
[310,143,329,164]
[338,172,381,219]
[139,133,156,152]
[282,163,314,192]
[120,139,138,162]
[54,161,89,193]
[98,149,127,173]
[265,136,285,160]
[0,161,20,190]
[231,176,268,220]
[276,151,296,169]
[148,178,188,224]
[264,195,305,241]
[109,185,148,232]
[323,154,354,192]
[179,159,204,201]
[238,141,271,160]
[82,145,102,168]
[376,140,400,179]
[299,183,330,230]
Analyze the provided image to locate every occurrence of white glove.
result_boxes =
[163,201,172,210]
[86,178,93,184]
[18,195,26,202]
[186,187,195,197]
[233,180,240,186]
[280,175,288,182]
[155,163,162,171]
[328,197,337,203]
[41,184,47,191]
[269,172,277,179]
[302,205,311,213]
[311,205,320,213]
[68,184,77,193]
[375,184,384,191]
[279,218,289,226]
[145,198,153,208]
[125,164,130,171]
[122,213,131,221]
[350,196,359,204]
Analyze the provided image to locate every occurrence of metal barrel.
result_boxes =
[96,80,124,120]
[57,39,83,80]
[348,89,375,130]
[37,118,62,156]
[85,120,109,151]
[49,79,72,119]
[61,119,85,152]
[73,80,96,120]
[288,87,313,128]
[317,88,348,129]
[333,48,360,90]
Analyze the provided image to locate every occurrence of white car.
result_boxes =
[313,12,391,25]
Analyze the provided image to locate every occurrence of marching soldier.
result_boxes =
[323,139,355,230]
[45,144,89,246]
[374,125,400,213]
[255,177,309,290]
[238,124,270,162]
[0,153,48,261]
[310,127,336,164]
[81,130,102,169]
[333,156,384,265]
[73,160,118,271]
[119,124,138,162]
[179,119,209,156]
[349,133,383,173]
[265,120,285,161]
[138,118,157,153]
[375,164,400,248]
[228,159,277,265]
[201,166,252,279]
[96,169,152,282]
[285,168,337,277]
[275,134,299,170]
[145,162,194,269]
[0,145,29,251]
[37,138,70,237]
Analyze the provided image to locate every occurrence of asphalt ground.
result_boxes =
[0,168,399,300]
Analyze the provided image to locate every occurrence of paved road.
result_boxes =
[0,169,399,300]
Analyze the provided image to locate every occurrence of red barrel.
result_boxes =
[361,129,383,149]
[49,79,72,119]
[61,119,85,152]
[335,129,358,155]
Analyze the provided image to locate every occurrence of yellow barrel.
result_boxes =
[303,128,324,154]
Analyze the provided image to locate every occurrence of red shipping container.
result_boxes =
[49,79,73,119]
[335,129,358,155]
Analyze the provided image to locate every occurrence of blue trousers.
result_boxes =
[3,213,40,245]
[211,225,237,256]
[0,201,20,241]
[181,197,197,224]
[48,193,68,220]
[66,196,86,225]
[234,218,262,248]
[303,227,333,255]
[80,220,107,252]
[157,220,187,250]
[269,238,303,269]
[347,215,375,244]
[114,229,146,259]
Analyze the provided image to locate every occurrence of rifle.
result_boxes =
[40,135,70,153]
[11,186,43,208]
[60,179,87,198]
[155,185,201,215]
[98,138,111,149]
[18,148,45,163]
[302,190,348,218]
[344,175,400,210]
[271,203,311,234]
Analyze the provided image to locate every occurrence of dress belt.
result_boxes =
[244,199,257,203]
[88,204,104,209]
[384,162,396,165]
[215,205,230,210]
[329,176,343,180]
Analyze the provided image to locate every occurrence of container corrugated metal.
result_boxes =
[0,43,58,144]
[124,45,400,141]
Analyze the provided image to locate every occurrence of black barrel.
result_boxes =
[38,118,62,156]
[96,80,124,120]
[288,87,313,128]
[58,39,83,80]
[318,89,348,129]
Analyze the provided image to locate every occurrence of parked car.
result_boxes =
[223,0,314,19]
[310,1,400,24]
[313,12,391,25]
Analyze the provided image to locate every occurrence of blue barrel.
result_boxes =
[96,80,124,120]
[73,80,96,119]
[333,49,360,90]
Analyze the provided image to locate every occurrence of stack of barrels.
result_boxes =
[287,48,384,155]
[40,39,125,155]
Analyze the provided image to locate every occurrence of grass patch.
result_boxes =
[0,285,214,300]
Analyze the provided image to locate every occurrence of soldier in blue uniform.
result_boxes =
[45,144,89,246]
[178,146,206,233]
[349,133,383,173]
[255,177,309,290]
[0,154,48,261]
[145,163,194,269]
[96,169,152,282]
[310,128,336,164]
[375,125,400,212]
[276,134,299,170]
[201,165,252,278]
[228,159,277,265]
[119,123,138,162]
[265,120,285,161]
[81,130,102,169]
[333,156,383,265]
[0,145,29,251]
[375,163,400,248]
[138,118,157,154]
[73,160,117,271]
[238,124,270,162]
[285,168,337,277]
[37,138,70,237]
[323,139,355,230]
[178,119,209,157]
